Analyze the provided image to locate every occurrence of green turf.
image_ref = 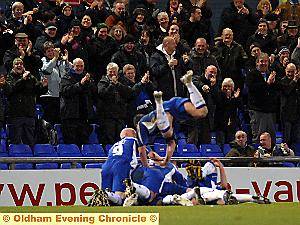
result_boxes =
[0,203,299,225]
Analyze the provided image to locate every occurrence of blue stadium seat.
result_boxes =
[200,144,224,157]
[292,143,300,156]
[281,162,295,167]
[34,144,59,169]
[54,124,64,144]
[57,144,82,157]
[85,163,103,168]
[223,144,231,156]
[0,163,8,170]
[14,163,34,170]
[57,144,82,168]
[33,144,58,157]
[153,143,167,157]
[177,144,200,157]
[35,104,44,119]
[9,144,33,157]
[276,131,283,144]
[36,163,59,169]
[88,124,99,144]
[82,144,106,157]
[9,144,34,170]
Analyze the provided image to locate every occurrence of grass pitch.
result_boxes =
[0,203,299,225]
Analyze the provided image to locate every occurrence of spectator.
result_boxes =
[4,57,47,147]
[109,24,127,47]
[246,53,279,144]
[105,0,128,30]
[128,7,147,37]
[167,23,190,56]
[60,19,89,67]
[60,58,96,147]
[119,64,155,127]
[265,13,279,37]
[152,11,169,46]
[111,34,147,81]
[80,15,94,38]
[212,78,241,146]
[166,0,187,24]
[247,18,277,56]
[4,32,42,78]
[255,0,273,20]
[245,43,262,74]
[270,46,290,80]
[40,42,70,125]
[212,28,248,89]
[226,130,256,157]
[218,0,257,48]
[84,0,110,25]
[0,20,14,67]
[150,36,190,100]
[277,20,299,52]
[88,23,118,82]
[279,63,300,145]
[189,37,219,77]
[136,29,156,67]
[255,132,295,158]
[291,37,300,66]
[0,67,7,130]
[226,130,256,166]
[34,22,60,57]
[182,6,211,47]
[56,4,75,38]
[97,62,134,145]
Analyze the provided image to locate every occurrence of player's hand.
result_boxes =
[210,158,223,168]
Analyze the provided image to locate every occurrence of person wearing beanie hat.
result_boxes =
[56,3,74,38]
[111,33,147,81]
[88,22,118,81]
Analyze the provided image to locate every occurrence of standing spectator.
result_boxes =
[279,63,300,145]
[105,0,128,30]
[218,0,257,48]
[85,0,110,25]
[246,53,279,144]
[88,23,118,82]
[4,58,47,147]
[212,78,241,146]
[167,23,190,56]
[109,24,127,47]
[181,6,211,47]
[111,34,147,81]
[56,4,75,39]
[245,43,262,74]
[189,38,219,77]
[40,42,70,125]
[152,11,169,46]
[34,22,61,57]
[277,20,299,52]
[4,32,42,78]
[60,19,89,68]
[247,18,277,56]
[150,36,190,100]
[80,15,94,38]
[60,58,96,147]
[212,28,248,89]
[270,46,290,80]
[255,0,273,20]
[0,21,14,68]
[97,62,134,145]
[136,29,156,67]
[291,37,300,66]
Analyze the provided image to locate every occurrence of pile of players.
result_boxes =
[88,71,270,207]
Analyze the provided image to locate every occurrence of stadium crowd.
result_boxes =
[0,0,299,160]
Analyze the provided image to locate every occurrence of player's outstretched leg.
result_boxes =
[154,91,170,133]
[180,70,206,109]
[252,195,271,204]
[223,190,238,205]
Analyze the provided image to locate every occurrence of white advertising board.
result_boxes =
[0,168,299,206]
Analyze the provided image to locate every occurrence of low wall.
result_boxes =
[0,168,299,206]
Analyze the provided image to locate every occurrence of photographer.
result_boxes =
[60,58,96,147]
[3,57,48,147]
[40,41,71,125]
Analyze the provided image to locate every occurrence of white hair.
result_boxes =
[222,78,234,89]
[107,62,119,72]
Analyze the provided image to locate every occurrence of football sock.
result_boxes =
[186,82,206,109]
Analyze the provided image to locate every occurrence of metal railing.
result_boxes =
[0,156,299,169]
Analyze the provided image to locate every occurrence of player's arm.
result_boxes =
[138,146,149,167]
[211,158,229,190]
[160,139,176,167]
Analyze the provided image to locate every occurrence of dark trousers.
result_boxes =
[98,118,126,146]
[282,120,300,145]
[9,117,35,147]
[40,96,60,125]
[61,119,92,147]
